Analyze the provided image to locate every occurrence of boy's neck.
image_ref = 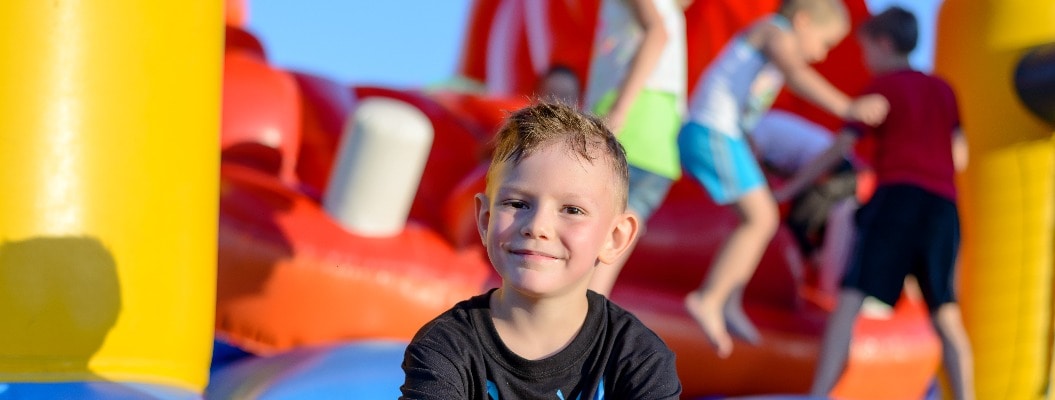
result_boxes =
[873,55,912,74]
[490,287,590,360]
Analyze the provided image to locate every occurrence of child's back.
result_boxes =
[800,7,974,399]
[854,70,959,198]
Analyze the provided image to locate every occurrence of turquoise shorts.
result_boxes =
[678,122,766,205]
[627,165,673,222]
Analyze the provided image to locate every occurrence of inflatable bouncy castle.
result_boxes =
[935,1,1055,398]
[1,0,1052,399]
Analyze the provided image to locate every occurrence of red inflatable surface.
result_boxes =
[216,31,528,354]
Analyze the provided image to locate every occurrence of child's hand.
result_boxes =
[848,94,889,126]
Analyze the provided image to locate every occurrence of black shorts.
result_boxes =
[842,184,960,309]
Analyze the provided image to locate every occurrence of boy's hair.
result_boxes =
[860,6,918,54]
[779,0,848,26]
[486,102,630,209]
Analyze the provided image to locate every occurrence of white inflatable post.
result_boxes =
[323,98,433,237]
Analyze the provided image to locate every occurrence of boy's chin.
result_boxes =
[502,278,591,300]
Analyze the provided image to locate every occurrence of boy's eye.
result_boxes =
[503,200,528,209]
[563,206,586,215]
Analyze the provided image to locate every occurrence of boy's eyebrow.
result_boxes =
[495,184,601,205]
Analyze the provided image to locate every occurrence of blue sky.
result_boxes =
[246,1,473,88]
[245,0,941,89]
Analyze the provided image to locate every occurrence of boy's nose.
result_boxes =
[520,210,552,239]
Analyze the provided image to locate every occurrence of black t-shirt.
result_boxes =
[400,289,682,399]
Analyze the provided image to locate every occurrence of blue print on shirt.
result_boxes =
[487,381,499,399]
[485,378,605,399]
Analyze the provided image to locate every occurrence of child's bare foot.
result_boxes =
[685,291,732,358]
[723,298,760,345]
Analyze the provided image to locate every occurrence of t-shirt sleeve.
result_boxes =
[606,315,682,400]
[400,338,469,400]
[614,346,682,399]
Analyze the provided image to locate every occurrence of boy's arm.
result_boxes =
[615,348,682,399]
[401,341,469,400]
[763,30,887,126]
[773,130,857,203]
[605,0,669,133]
[952,127,968,172]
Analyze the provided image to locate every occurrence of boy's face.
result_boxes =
[795,15,849,63]
[857,33,889,73]
[475,143,635,298]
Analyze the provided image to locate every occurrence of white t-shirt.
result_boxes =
[584,0,686,111]
[686,14,790,137]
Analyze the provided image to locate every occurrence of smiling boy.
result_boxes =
[400,102,681,399]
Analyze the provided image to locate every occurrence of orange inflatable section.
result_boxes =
[220,44,300,184]
[216,162,490,353]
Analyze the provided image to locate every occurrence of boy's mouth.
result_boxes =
[510,248,559,260]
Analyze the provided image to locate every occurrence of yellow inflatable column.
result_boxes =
[0,1,222,392]
[934,1,1055,399]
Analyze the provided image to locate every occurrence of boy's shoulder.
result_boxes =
[591,291,673,351]
[871,69,951,87]
[409,291,491,345]
[866,70,957,100]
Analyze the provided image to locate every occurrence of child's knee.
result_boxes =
[752,199,780,237]
[931,303,970,339]
[737,189,780,234]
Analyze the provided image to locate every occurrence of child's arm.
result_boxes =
[763,29,888,126]
[952,127,968,172]
[401,341,468,399]
[611,344,682,399]
[773,130,857,203]
[605,0,669,133]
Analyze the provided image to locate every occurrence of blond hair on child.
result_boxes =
[487,102,630,209]
[779,0,848,25]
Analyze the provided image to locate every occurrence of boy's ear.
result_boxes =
[877,35,896,53]
[790,10,811,31]
[598,212,639,265]
[474,193,490,244]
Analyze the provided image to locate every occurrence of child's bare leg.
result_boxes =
[685,187,778,357]
[724,285,760,344]
[932,303,975,400]
[818,198,857,294]
[810,288,866,397]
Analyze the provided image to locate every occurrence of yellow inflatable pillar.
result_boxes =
[0,1,222,392]
[934,1,1055,398]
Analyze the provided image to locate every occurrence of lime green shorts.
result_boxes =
[593,89,681,180]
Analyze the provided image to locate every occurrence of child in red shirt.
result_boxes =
[773,7,974,400]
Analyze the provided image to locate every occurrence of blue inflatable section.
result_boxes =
[0,382,199,399]
[206,340,407,399]
[210,338,255,374]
